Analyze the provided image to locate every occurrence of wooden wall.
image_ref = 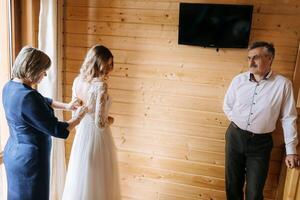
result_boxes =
[62,0,300,199]
[284,168,300,200]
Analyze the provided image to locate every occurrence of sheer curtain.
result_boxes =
[0,0,11,199]
[38,1,66,200]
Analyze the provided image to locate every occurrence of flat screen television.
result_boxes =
[178,3,253,48]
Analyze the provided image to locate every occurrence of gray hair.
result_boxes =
[248,41,275,58]
[12,46,51,83]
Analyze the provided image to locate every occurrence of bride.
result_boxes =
[62,45,121,200]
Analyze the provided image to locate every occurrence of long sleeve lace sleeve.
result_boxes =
[95,83,108,129]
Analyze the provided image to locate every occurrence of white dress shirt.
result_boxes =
[223,71,298,154]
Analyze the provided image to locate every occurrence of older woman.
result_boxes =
[2,46,86,200]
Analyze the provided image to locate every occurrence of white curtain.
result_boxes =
[38,1,66,200]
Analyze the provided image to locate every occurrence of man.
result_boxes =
[223,41,299,200]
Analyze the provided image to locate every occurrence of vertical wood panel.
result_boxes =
[282,42,300,199]
[283,168,300,200]
[20,0,40,47]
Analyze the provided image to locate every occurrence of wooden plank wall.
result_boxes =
[62,0,300,199]
[284,168,300,200]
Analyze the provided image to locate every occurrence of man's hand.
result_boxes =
[285,154,300,168]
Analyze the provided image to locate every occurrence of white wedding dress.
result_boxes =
[62,77,121,200]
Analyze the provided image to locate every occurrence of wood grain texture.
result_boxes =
[62,0,300,199]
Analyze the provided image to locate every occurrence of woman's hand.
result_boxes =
[74,106,88,120]
[66,97,82,111]
[67,106,88,131]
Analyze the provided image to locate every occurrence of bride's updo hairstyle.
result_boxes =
[79,44,113,82]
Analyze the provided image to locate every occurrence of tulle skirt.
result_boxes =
[62,115,121,200]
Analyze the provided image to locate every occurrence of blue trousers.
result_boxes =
[225,122,273,200]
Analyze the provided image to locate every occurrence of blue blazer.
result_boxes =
[2,80,69,200]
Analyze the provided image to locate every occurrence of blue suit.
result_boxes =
[2,80,69,200]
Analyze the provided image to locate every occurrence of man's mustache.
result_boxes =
[250,64,257,68]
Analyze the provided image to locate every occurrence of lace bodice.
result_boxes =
[72,77,111,128]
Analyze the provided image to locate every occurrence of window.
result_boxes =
[0,0,13,199]
[0,0,12,157]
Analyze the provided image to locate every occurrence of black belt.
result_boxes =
[231,122,271,137]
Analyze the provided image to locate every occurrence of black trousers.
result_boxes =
[225,122,273,200]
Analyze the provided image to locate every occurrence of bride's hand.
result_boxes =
[66,97,82,111]
[108,116,114,125]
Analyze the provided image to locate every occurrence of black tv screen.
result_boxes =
[178,3,253,48]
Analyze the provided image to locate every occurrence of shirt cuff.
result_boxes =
[286,145,297,155]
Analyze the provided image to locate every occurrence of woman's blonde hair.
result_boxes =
[79,45,113,82]
[12,46,51,83]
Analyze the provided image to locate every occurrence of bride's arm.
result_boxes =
[95,83,108,128]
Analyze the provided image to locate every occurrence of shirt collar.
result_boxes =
[248,70,273,82]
